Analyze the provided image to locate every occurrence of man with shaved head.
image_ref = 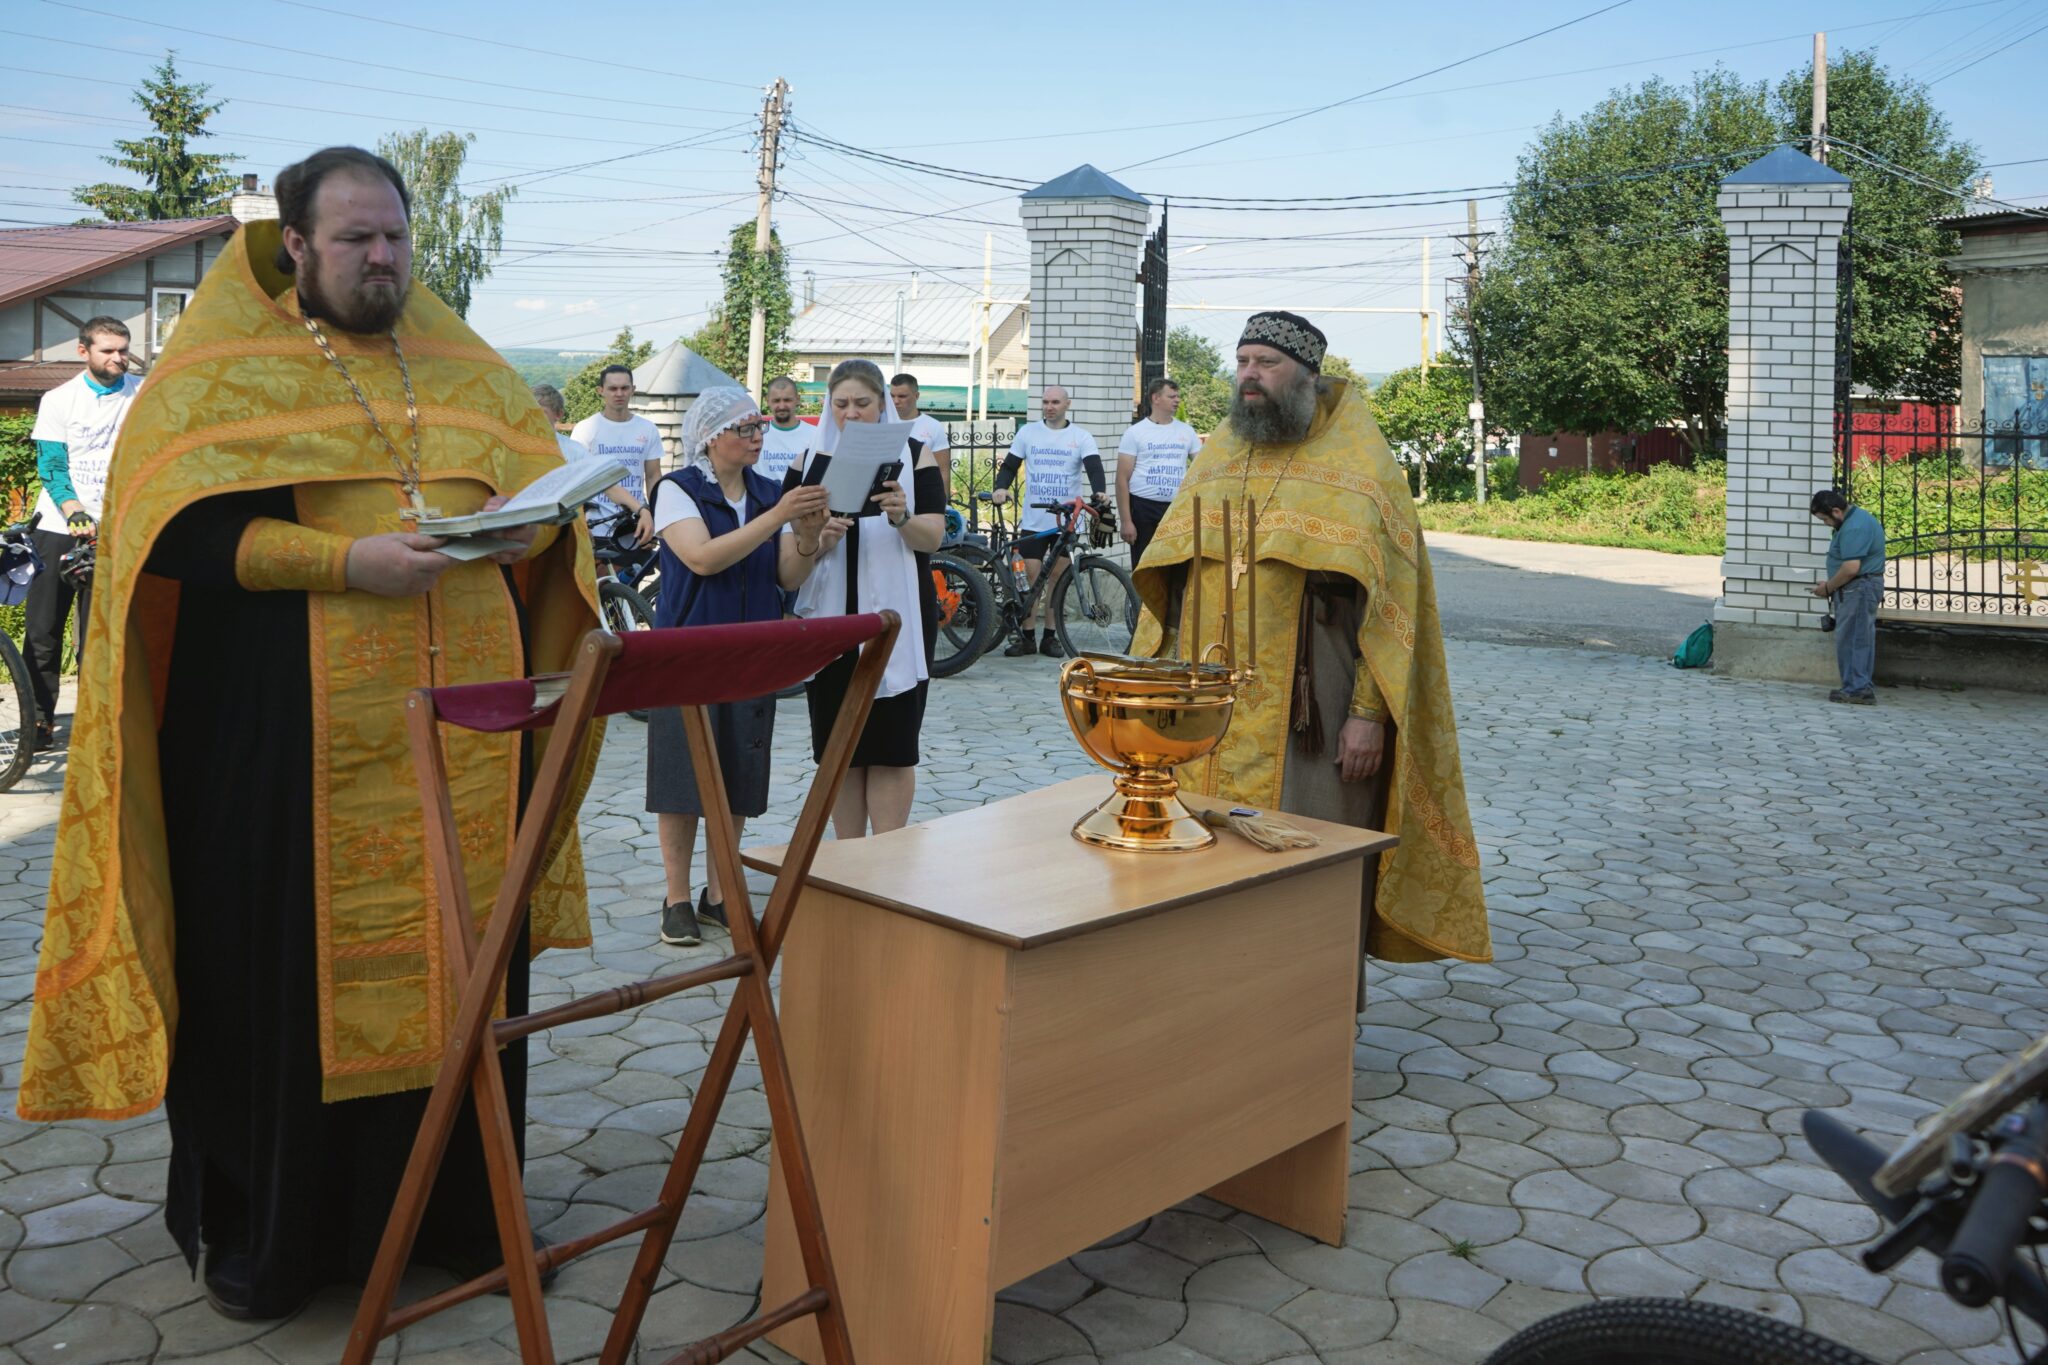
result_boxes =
[1129,311,1489,1012]
[990,384,1103,656]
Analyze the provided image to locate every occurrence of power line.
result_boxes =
[1924,13,2048,84]
[0,26,751,121]
[259,0,760,90]
[1108,0,1639,173]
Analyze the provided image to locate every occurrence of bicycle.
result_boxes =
[589,507,659,635]
[961,493,1138,659]
[1485,1035,2048,1364]
[0,522,43,792]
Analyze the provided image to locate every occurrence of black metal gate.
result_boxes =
[1137,201,1168,405]
[1838,403,2048,618]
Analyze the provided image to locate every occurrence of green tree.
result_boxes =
[1474,70,1777,455]
[1371,363,1474,498]
[1773,51,1976,402]
[693,222,794,384]
[1166,325,1232,432]
[375,129,515,319]
[73,55,240,221]
[562,327,656,423]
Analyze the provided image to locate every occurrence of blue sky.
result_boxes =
[4,0,2043,375]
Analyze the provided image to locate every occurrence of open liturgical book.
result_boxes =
[415,460,622,561]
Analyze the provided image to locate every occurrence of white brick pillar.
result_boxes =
[1019,165,1151,450]
[1712,146,1852,681]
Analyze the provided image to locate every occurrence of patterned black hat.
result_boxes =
[1238,310,1328,372]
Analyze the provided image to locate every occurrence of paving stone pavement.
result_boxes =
[0,644,2044,1363]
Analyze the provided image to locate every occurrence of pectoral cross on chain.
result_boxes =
[1231,546,1249,591]
[400,487,441,523]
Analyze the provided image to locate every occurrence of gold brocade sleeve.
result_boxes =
[235,517,352,593]
[1350,657,1385,721]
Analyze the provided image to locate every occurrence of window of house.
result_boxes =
[812,364,832,383]
[152,288,190,353]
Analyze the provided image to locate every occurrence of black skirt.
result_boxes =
[806,651,928,769]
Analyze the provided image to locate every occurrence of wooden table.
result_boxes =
[745,776,1395,1364]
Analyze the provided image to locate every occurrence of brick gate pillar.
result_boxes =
[1020,165,1152,449]
[1712,145,1853,681]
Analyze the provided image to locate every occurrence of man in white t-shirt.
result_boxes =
[757,375,813,487]
[535,381,647,548]
[890,372,952,490]
[26,316,140,749]
[568,364,663,538]
[1117,377,1202,566]
[989,384,1104,657]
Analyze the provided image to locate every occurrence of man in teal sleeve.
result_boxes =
[26,317,140,749]
[1809,488,1887,705]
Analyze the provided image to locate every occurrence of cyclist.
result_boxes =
[989,384,1104,657]
[758,375,813,487]
[568,364,661,546]
[27,316,139,750]
[535,380,651,546]
[1118,377,1201,565]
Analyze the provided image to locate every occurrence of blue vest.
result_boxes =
[653,466,784,629]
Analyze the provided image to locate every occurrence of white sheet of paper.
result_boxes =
[498,459,610,515]
[820,422,910,517]
[433,535,525,562]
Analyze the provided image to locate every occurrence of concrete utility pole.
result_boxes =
[1812,33,1828,165]
[745,78,789,398]
[1465,198,1488,506]
[893,289,906,377]
[1420,236,1431,375]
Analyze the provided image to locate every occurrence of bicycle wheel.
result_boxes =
[1051,557,1138,659]
[1482,1298,1878,1365]
[929,553,996,678]
[598,580,657,721]
[0,635,35,793]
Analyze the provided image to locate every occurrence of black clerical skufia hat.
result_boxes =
[1238,311,1328,372]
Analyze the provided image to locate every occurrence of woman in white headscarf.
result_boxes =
[789,358,945,837]
[644,387,832,946]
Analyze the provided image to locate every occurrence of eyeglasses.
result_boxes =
[726,421,768,439]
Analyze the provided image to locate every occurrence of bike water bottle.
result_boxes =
[1011,555,1028,594]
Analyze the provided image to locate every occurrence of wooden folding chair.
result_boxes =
[344,611,901,1365]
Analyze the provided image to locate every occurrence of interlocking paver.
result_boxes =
[3,644,2046,1360]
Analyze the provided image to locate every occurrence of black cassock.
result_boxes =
[149,486,531,1316]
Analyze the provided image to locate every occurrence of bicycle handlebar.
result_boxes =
[1944,1101,2048,1307]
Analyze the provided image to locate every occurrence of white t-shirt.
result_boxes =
[651,476,788,537]
[1118,418,1202,503]
[906,413,949,455]
[758,421,813,488]
[1007,421,1100,533]
[568,412,663,522]
[31,371,141,526]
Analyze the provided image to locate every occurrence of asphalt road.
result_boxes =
[1425,531,1722,658]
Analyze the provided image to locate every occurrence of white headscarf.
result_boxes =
[793,361,928,700]
[679,386,762,474]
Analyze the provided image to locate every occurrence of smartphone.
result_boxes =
[859,460,904,518]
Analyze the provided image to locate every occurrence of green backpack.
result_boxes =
[1672,622,1713,670]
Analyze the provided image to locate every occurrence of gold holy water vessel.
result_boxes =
[1059,496,1258,852]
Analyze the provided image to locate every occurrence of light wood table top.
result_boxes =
[744,775,1396,950]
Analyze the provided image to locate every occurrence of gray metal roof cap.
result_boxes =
[1022,164,1149,204]
[1722,144,1851,187]
[632,340,742,397]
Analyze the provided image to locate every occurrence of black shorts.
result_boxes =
[1013,529,1067,564]
[1127,495,1172,565]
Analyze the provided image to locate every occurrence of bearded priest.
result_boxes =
[1130,311,1489,1008]
[16,147,602,1319]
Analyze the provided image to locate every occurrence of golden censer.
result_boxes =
[1060,496,1260,852]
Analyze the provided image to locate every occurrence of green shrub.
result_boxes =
[1418,462,1728,555]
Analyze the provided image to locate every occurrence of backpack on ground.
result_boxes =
[1672,622,1712,670]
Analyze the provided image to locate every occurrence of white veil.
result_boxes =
[810,358,910,460]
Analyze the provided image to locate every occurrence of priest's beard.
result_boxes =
[296,244,409,335]
[1228,367,1321,444]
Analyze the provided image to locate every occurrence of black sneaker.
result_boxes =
[660,899,701,946]
[1003,634,1037,658]
[31,723,54,753]
[697,887,728,930]
[1039,632,1064,658]
[1827,689,1848,703]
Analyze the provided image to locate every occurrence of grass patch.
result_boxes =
[1417,462,1727,557]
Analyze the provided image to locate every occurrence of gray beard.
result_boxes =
[1227,374,1318,444]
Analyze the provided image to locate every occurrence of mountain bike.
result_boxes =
[589,509,658,718]
[962,494,1137,659]
[1486,1034,2048,1364]
[927,551,995,678]
[0,523,43,792]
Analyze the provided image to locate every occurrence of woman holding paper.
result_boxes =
[791,359,944,838]
[644,388,834,947]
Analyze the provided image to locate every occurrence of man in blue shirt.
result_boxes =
[1809,488,1887,704]
[26,317,140,748]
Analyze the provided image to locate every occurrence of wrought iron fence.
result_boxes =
[1835,404,2048,618]
[943,420,1017,537]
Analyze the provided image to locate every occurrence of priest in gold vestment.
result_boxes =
[1132,312,1489,1003]
[15,149,601,1319]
